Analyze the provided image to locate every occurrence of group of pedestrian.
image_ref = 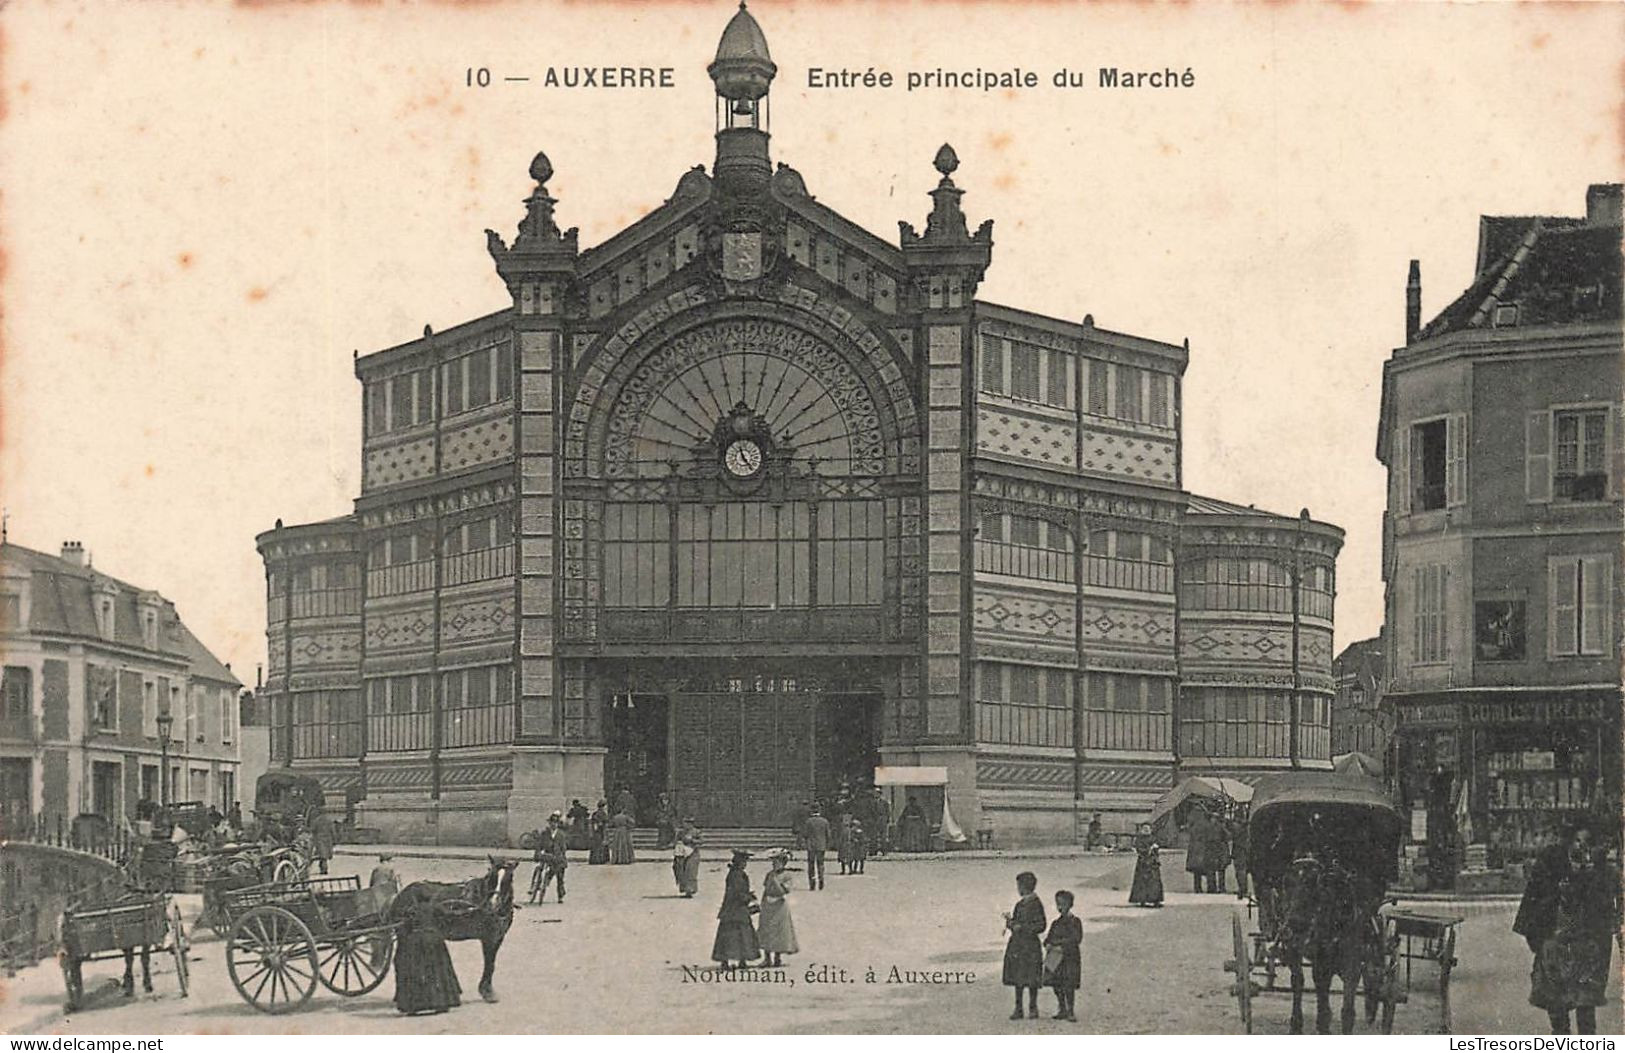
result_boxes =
[1001,871,1081,1022]
[709,848,801,971]
[1182,803,1236,894]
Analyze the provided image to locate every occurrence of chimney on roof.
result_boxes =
[1405,260,1422,344]
[60,541,85,567]
[1585,183,1622,227]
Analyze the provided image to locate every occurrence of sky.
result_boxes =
[1,0,1621,679]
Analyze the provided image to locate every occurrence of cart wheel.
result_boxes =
[317,927,395,996]
[61,956,84,1012]
[1437,927,1456,1034]
[169,904,190,999]
[272,857,302,884]
[1231,910,1253,1034]
[228,905,318,1014]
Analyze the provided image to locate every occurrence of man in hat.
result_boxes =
[534,810,569,903]
[803,805,831,891]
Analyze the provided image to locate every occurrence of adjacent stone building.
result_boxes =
[257,6,1342,845]
[0,541,243,830]
[1377,183,1623,882]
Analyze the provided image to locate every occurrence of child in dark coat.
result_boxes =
[1044,889,1082,1022]
[1002,870,1047,1020]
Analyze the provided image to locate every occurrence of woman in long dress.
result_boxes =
[757,849,799,967]
[1128,823,1164,907]
[609,809,637,864]
[393,900,462,1015]
[711,849,761,970]
[673,819,702,897]
[588,801,610,865]
[898,796,931,853]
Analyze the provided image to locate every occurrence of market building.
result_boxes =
[0,541,243,831]
[256,5,1342,846]
[1377,183,1623,886]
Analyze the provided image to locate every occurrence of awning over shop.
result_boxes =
[873,766,948,786]
[1333,751,1385,778]
[1148,775,1254,824]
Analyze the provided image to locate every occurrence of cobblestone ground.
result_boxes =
[3,852,1617,1035]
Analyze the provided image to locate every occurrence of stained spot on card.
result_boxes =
[178,253,194,269]
[247,286,269,303]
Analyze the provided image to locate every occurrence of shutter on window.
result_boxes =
[1446,413,1468,507]
[1551,558,1578,657]
[1609,405,1624,499]
[1396,424,1411,514]
[1526,410,1552,502]
[1581,556,1611,655]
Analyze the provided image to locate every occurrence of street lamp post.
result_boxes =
[156,711,174,808]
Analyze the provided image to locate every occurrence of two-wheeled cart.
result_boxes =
[60,892,189,1012]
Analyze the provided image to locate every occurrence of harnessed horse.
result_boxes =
[1269,853,1385,1034]
[388,856,517,1003]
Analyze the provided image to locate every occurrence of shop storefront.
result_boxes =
[1394,690,1621,889]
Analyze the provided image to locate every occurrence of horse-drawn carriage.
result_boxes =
[1224,771,1459,1034]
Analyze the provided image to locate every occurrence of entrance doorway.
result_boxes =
[668,688,880,827]
[91,761,121,821]
[605,694,669,826]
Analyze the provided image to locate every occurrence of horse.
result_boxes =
[387,856,517,1003]
[1268,853,1385,1034]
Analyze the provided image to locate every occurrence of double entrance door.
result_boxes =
[606,679,880,828]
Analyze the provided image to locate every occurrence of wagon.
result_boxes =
[220,875,397,1014]
[1384,906,1463,1032]
[1225,771,1408,1034]
[60,892,188,1012]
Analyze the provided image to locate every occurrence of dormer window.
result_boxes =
[0,592,20,632]
[1492,303,1519,327]
[141,608,158,650]
[95,597,115,640]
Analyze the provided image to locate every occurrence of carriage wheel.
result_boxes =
[61,956,84,1012]
[272,857,302,884]
[1437,927,1456,1034]
[317,928,395,997]
[169,904,191,999]
[1230,911,1254,1034]
[228,905,318,1014]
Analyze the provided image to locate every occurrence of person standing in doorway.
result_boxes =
[1002,871,1047,1021]
[802,806,830,891]
[614,785,637,827]
[654,793,676,850]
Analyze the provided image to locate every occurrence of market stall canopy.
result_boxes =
[873,766,948,786]
[1332,751,1385,778]
[1148,775,1255,824]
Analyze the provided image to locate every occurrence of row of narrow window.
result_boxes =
[364,340,515,437]
[979,335,1174,426]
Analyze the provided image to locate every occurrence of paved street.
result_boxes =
[4,851,1618,1035]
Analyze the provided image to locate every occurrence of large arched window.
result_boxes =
[599,320,892,613]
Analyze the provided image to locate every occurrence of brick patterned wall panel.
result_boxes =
[1077,764,1175,790]
[288,631,361,669]
[367,763,434,790]
[1077,602,1175,649]
[978,406,1077,469]
[976,757,1072,790]
[1077,428,1175,485]
[366,607,435,654]
[974,589,1076,643]
[442,416,514,473]
[441,596,513,644]
[441,759,514,790]
[364,436,436,490]
[1179,625,1294,665]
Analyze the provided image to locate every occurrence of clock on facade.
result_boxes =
[723,437,764,478]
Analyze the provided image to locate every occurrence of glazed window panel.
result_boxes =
[1553,409,1608,502]
[604,503,670,608]
[1008,344,1042,402]
[291,689,361,759]
[975,513,1075,583]
[1086,360,1109,417]
[1115,365,1143,423]
[1084,529,1172,592]
[817,500,884,606]
[1044,350,1071,409]
[1081,672,1170,751]
[980,335,1005,396]
[974,662,1071,747]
